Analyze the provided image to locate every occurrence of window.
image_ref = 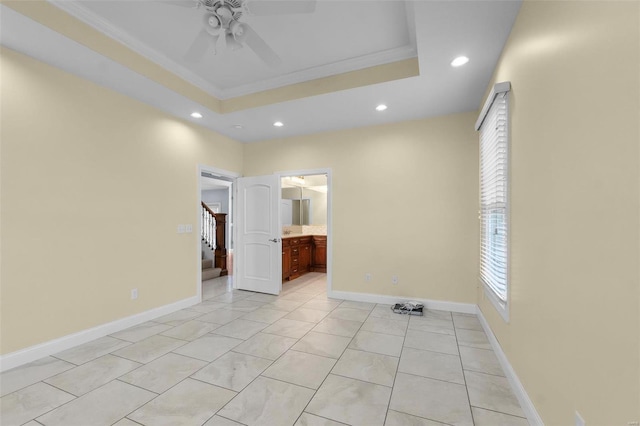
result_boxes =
[475,82,511,321]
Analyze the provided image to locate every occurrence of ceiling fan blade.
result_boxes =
[244,0,316,16]
[156,0,198,8]
[185,29,216,61]
[236,23,282,68]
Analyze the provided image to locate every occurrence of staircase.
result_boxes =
[201,202,228,281]
[202,256,222,281]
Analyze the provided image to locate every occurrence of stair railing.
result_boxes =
[201,202,228,276]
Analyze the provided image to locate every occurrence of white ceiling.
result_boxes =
[0,0,522,143]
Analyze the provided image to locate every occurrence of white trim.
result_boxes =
[0,296,200,372]
[276,169,333,297]
[475,81,511,130]
[328,290,477,315]
[476,307,544,426]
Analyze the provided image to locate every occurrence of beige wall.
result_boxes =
[244,113,479,303]
[477,1,640,424]
[0,47,243,355]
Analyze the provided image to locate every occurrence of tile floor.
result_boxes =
[0,273,529,426]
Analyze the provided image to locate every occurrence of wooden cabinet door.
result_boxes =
[300,242,311,272]
[312,236,327,272]
[282,245,291,281]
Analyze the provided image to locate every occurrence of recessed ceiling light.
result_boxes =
[273,121,284,127]
[232,124,244,129]
[375,104,387,112]
[190,112,203,118]
[451,56,469,67]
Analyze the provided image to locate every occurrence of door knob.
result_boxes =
[269,238,279,243]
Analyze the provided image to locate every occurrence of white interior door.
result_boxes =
[235,175,281,295]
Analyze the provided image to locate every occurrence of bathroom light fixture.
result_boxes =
[375,104,387,112]
[190,112,203,118]
[273,121,284,127]
[289,176,305,185]
[451,56,469,67]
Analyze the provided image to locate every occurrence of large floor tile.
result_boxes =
[262,350,336,389]
[225,300,268,312]
[361,316,407,337]
[112,418,141,426]
[232,332,297,360]
[313,318,363,338]
[384,410,443,425]
[1,382,74,426]
[295,412,348,425]
[217,376,315,425]
[389,373,472,426]
[153,309,203,326]
[186,301,229,313]
[301,299,342,311]
[452,313,483,331]
[245,293,280,303]
[0,357,75,397]
[44,354,140,396]
[471,406,529,426]
[240,308,289,324]
[455,329,492,350]
[203,415,245,425]
[407,316,455,335]
[368,305,409,323]
[173,334,243,362]
[160,320,220,341]
[211,319,268,339]
[36,380,155,426]
[128,378,235,426]
[53,336,131,365]
[210,292,252,303]
[265,299,306,312]
[285,307,330,323]
[306,374,392,426]
[398,347,464,385]
[262,318,315,338]
[339,301,376,311]
[349,331,404,357]
[459,346,504,376]
[109,322,172,343]
[112,335,186,364]
[191,351,272,392]
[464,370,525,418]
[280,293,316,302]
[403,329,458,355]
[331,349,398,387]
[118,352,207,393]
[328,307,370,322]
[196,309,246,325]
[291,332,351,359]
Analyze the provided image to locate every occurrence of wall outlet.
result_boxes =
[131,288,138,300]
[392,275,399,285]
[365,273,372,282]
[185,224,193,233]
[575,411,585,426]
[177,224,185,234]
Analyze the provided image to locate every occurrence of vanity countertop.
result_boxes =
[282,233,326,238]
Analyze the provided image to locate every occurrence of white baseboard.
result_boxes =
[328,290,477,314]
[0,295,201,372]
[476,307,544,426]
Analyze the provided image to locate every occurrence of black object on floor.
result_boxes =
[391,302,424,316]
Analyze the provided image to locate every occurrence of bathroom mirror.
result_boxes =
[281,174,327,226]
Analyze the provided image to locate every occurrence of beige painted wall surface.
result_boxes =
[0,47,243,355]
[244,113,479,304]
[477,1,640,424]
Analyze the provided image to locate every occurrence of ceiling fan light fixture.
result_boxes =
[451,56,469,67]
[273,121,284,127]
[191,112,203,118]
[375,104,387,112]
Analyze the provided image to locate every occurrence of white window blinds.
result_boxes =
[477,82,510,303]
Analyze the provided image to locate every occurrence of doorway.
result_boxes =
[198,165,238,300]
[279,170,332,296]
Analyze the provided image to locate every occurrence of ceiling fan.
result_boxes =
[164,0,316,67]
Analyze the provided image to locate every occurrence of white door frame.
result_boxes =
[276,168,333,295]
[197,164,240,301]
